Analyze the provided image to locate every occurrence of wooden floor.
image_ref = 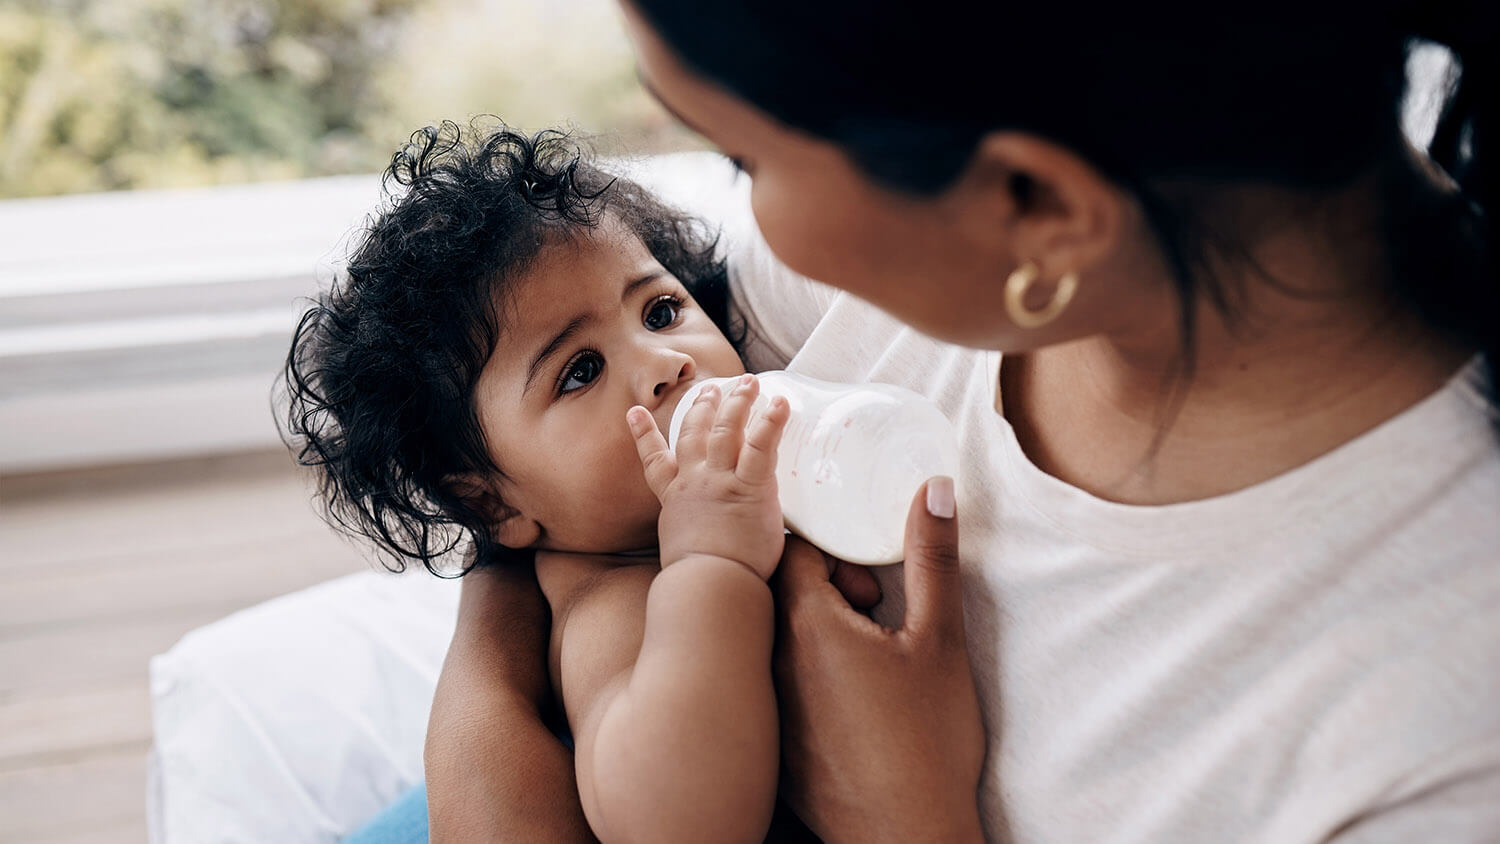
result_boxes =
[0,451,371,843]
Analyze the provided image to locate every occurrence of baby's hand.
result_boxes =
[628,373,790,580]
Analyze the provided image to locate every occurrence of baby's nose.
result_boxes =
[637,351,696,410]
[654,361,691,397]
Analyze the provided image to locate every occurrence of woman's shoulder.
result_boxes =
[1309,355,1500,526]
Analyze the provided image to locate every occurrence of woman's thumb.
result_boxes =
[902,476,965,645]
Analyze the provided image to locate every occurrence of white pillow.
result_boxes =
[148,571,460,843]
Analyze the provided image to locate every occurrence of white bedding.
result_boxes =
[148,571,460,843]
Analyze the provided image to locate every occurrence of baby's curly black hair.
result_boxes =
[282,120,734,575]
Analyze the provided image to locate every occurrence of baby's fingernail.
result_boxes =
[698,385,719,402]
[735,373,755,393]
[926,476,955,519]
[626,407,647,432]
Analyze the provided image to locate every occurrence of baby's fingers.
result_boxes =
[709,374,759,470]
[627,406,676,500]
[736,394,790,483]
[674,383,719,464]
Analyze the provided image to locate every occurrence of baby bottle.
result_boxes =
[668,371,959,565]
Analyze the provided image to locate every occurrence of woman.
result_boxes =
[424,1,1499,840]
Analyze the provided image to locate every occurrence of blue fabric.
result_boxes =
[346,729,570,842]
[343,761,820,842]
[344,783,428,844]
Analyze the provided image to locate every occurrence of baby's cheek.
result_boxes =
[599,486,660,553]
[595,440,662,531]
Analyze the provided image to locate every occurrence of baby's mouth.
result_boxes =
[655,376,721,438]
[654,381,698,435]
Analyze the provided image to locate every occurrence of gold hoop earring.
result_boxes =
[1004,261,1079,329]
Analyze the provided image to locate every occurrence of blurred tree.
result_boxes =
[0,0,692,198]
[372,0,694,156]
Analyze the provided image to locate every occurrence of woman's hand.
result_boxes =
[629,373,790,579]
[772,477,986,843]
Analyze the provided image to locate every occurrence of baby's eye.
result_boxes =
[557,351,603,394]
[644,296,682,331]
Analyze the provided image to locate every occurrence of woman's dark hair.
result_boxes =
[633,0,1498,424]
[282,120,734,575]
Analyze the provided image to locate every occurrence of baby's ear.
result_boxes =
[443,473,542,549]
[491,509,542,549]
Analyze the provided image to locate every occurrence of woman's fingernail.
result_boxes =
[926,476,955,519]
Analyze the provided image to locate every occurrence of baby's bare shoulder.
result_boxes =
[535,550,657,615]
[534,550,659,728]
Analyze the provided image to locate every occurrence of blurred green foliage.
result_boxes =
[0,0,695,198]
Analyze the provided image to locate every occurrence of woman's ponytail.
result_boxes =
[1393,1,1500,419]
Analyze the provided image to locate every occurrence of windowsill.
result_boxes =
[0,175,381,472]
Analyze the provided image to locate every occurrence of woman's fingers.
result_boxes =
[901,476,966,647]
[708,373,758,469]
[772,536,837,615]
[774,537,887,629]
[627,406,677,500]
[771,487,983,842]
[737,394,789,483]
[828,559,882,610]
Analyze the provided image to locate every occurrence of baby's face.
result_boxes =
[472,220,745,553]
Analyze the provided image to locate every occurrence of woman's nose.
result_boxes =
[635,348,696,407]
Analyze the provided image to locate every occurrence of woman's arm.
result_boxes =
[424,563,595,843]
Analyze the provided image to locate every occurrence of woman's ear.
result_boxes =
[443,473,542,549]
[954,131,1125,280]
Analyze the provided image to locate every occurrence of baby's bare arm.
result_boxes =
[559,555,777,844]
[544,376,791,842]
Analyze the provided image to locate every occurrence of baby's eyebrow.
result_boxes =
[521,272,665,395]
[524,315,591,395]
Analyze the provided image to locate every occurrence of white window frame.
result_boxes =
[0,175,380,472]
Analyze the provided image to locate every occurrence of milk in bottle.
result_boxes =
[668,371,959,565]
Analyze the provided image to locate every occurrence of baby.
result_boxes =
[283,121,829,842]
